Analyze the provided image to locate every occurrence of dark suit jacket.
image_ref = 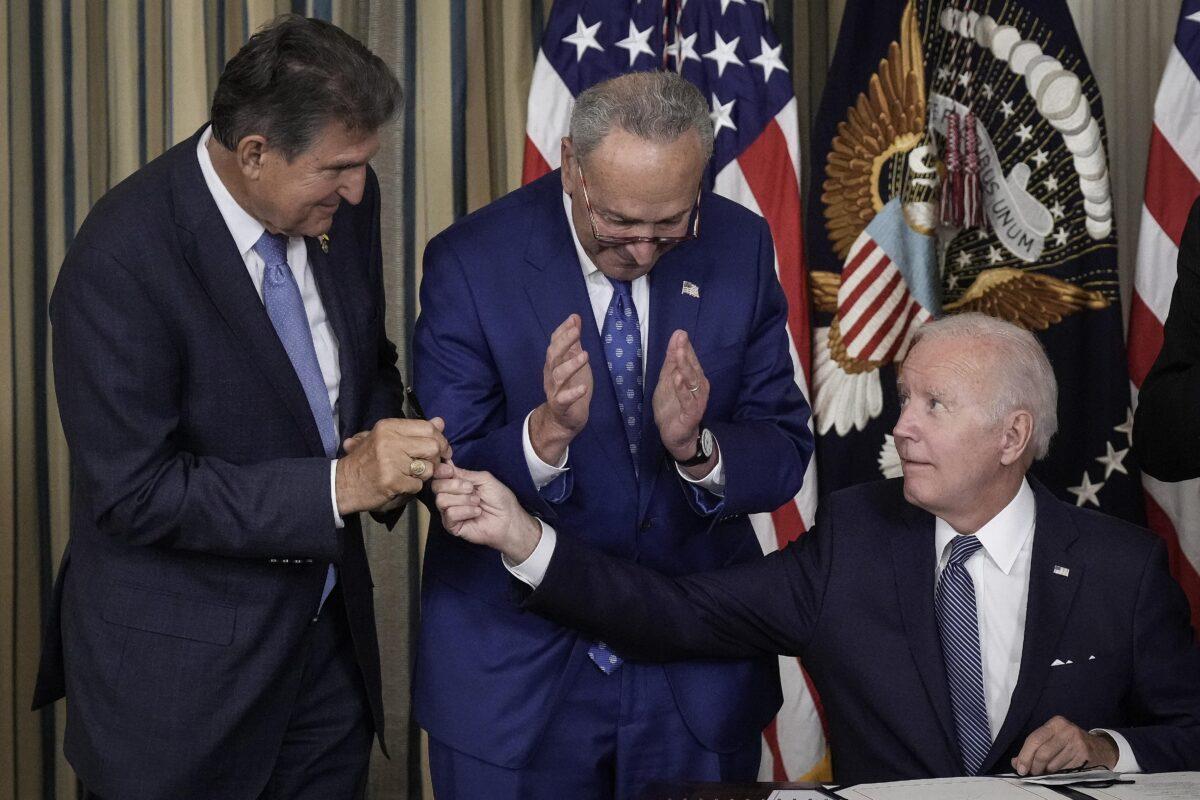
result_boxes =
[412,170,813,767]
[33,128,405,800]
[1135,195,1200,481]
[527,478,1200,784]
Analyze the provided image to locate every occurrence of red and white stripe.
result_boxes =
[524,67,827,779]
[837,233,931,365]
[1129,42,1200,632]
[715,97,825,782]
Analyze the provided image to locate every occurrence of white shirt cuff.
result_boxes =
[1092,728,1141,773]
[523,410,569,489]
[330,461,345,529]
[675,442,726,496]
[503,519,556,589]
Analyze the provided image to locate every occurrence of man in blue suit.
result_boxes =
[433,313,1200,784]
[413,71,813,798]
[33,17,449,800]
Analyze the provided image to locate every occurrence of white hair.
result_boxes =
[569,71,714,162]
[908,312,1059,460]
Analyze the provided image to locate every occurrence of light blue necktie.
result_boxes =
[935,534,992,775]
[254,231,338,611]
[586,278,645,675]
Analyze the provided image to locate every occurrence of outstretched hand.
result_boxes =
[431,463,543,564]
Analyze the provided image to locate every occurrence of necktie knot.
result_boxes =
[253,231,289,269]
[947,534,983,567]
[608,277,633,299]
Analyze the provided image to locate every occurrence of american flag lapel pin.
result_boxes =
[681,280,700,299]
[1053,565,1070,577]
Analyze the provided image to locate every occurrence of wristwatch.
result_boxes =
[676,428,715,467]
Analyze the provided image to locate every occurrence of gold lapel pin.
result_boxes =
[318,234,330,253]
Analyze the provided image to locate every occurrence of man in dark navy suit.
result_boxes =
[33,16,448,800]
[433,312,1200,785]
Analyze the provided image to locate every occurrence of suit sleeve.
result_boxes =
[1134,196,1200,481]
[706,217,814,515]
[1112,539,1200,770]
[51,245,340,561]
[414,234,564,519]
[524,488,839,660]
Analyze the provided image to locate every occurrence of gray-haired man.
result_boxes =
[35,16,448,800]
[434,312,1200,785]
[413,71,814,798]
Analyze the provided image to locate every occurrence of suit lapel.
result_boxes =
[638,246,707,520]
[890,502,961,764]
[307,236,360,442]
[984,480,1082,771]
[170,130,326,457]
[522,183,633,485]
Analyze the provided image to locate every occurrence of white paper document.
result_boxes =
[836,777,1069,800]
[1070,773,1200,799]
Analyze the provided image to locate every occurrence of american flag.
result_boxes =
[522,0,826,782]
[1128,0,1200,632]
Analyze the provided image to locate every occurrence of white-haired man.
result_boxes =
[433,312,1200,785]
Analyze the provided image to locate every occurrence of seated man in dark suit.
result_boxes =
[34,15,448,800]
[432,312,1200,784]
[1135,196,1200,481]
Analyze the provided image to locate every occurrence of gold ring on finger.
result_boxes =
[409,459,427,477]
[687,384,700,394]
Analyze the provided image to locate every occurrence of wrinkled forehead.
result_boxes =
[897,337,994,395]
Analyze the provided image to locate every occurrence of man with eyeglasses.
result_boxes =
[411,71,814,799]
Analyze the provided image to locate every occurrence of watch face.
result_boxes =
[700,428,714,457]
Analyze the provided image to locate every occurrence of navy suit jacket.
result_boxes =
[527,478,1200,784]
[412,170,813,766]
[33,128,404,800]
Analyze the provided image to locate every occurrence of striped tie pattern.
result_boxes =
[935,534,992,775]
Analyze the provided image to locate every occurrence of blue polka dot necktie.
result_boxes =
[253,231,338,610]
[935,534,992,775]
[587,277,644,675]
[601,277,644,469]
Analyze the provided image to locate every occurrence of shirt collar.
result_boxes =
[935,478,1036,575]
[196,125,266,259]
[562,191,601,281]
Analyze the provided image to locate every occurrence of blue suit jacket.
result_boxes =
[412,171,813,766]
[33,128,405,800]
[527,477,1200,783]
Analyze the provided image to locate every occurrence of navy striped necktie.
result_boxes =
[935,533,992,775]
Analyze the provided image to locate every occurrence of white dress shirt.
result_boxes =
[520,192,724,494]
[196,126,344,532]
[934,478,1139,772]
[512,478,1142,772]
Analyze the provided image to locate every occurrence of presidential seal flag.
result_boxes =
[522,0,827,782]
[807,0,1143,522]
[1128,0,1200,631]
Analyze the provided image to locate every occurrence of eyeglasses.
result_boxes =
[576,164,701,247]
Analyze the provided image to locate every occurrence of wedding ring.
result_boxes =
[409,459,427,477]
[687,384,700,394]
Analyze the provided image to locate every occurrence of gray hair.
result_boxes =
[569,71,714,162]
[908,312,1059,460]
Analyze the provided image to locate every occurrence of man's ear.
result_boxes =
[235,135,269,180]
[999,409,1034,466]
[560,137,577,194]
